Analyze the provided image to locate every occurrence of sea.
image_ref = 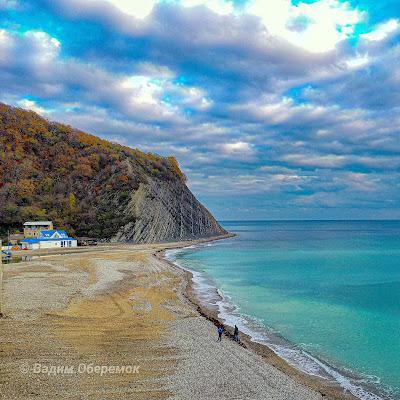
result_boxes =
[165,220,400,400]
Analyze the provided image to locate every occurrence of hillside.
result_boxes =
[0,103,226,242]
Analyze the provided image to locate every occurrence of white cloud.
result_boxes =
[170,85,212,110]
[281,153,347,168]
[181,0,234,15]
[220,141,254,155]
[361,19,400,42]
[0,29,13,64]
[120,74,211,115]
[79,0,234,20]
[92,0,156,19]
[121,75,163,105]
[247,0,364,52]
[18,99,47,115]
[25,31,61,62]
[344,54,370,69]
[345,172,379,192]
[0,29,60,68]
[51,0,365,54]
[135,63,174,78]
[295,191,344,207]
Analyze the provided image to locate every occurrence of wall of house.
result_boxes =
[22,240,78,250]
[23,223,54,238]
[23,228,42,238]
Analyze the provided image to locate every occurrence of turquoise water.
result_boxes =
[167,221,400,399]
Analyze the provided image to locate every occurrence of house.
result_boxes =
[21,230,77,250]
[24,221,54,238]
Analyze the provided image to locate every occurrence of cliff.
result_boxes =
[0,103,226,242]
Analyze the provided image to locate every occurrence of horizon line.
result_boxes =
[218,219,400,222]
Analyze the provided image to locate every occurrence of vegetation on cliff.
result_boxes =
[0,103,194,239]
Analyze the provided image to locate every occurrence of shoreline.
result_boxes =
[156,235,379,400]
[0,235,385,399]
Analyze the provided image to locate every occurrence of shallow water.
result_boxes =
[167,220,400,400]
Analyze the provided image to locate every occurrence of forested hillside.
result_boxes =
[0,103,225,241]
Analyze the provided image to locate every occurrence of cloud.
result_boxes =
[181,0,234,15]
[246,0,365,52]
[281,153,347,168]
[93,0,157,19]
[361,19,400,42]
[0,28,214,127]
[0,0,400,219]
[0,29,60,67]
[0,0,18,10]
[17,98,47,115]
[220,141,254,157]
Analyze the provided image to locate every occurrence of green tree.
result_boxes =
[68,193,76,211]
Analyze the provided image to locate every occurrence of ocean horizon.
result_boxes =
[219,219,400,222]
[166,220,400,400]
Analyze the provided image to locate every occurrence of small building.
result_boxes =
[24,221,54,238]
[77,237,98,246]
[9,233,24,246]
[21,230,77,250]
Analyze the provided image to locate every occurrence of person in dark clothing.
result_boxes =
[217,326,224,341]
[234,325,239,342]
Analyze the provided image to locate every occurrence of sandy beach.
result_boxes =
[0,239,352,400]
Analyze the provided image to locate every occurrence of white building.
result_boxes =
[21,230,77,250]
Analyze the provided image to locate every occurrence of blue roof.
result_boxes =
[40,230,68,238]
[22,230,75,243]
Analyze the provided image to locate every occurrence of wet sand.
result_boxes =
[0,239,352,399]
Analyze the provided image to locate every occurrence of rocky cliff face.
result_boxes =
[0,103,227,242]
[113,179,226,243]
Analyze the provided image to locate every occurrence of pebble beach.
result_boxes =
[0,240,351,399]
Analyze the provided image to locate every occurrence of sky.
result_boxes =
[0,0,399,220]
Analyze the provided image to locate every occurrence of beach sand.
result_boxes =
[0,240,352,399]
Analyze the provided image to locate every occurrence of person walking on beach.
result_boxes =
[234,325,239,342]
[217,326,224,341]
